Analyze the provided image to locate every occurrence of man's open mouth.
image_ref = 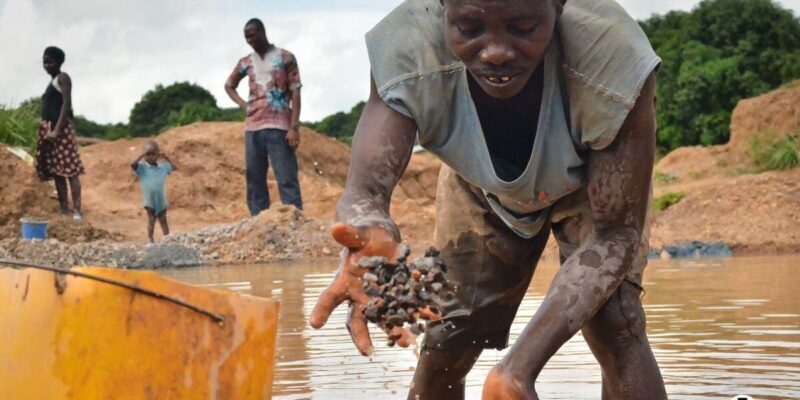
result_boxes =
[481,73,519,86]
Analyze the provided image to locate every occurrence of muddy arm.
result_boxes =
[335,75,417,240]
[489,72,657,391]
[309,76,417,356]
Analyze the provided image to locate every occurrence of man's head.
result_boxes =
[442,0,565,99]
[43,46,65,77]
[143,140,160,165]
[244,18,270,54]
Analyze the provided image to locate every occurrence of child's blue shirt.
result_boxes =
[135,161,172,215]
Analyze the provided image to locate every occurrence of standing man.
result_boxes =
[310,0,667,399]
[225,18,303,215]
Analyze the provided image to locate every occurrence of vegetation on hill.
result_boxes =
[128,82,243,136]
[304,101,365,145]
[749,132,800,171]
[641,0,800,152]
[0,82,245,148]
[0,100,39,152]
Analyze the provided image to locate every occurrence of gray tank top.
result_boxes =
[366,0,660,238]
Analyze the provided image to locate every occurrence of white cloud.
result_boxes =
[0,0,385,124]
[1,0,799,125]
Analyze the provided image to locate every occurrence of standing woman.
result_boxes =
[36,46,85,220]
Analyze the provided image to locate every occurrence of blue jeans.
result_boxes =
[245,128,302,215]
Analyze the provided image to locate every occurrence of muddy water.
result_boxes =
[161,255,800,399]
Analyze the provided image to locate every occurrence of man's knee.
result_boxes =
[584,283,646,344]
[416,346,482,381]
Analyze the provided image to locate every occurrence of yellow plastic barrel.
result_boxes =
[0,266,280,399]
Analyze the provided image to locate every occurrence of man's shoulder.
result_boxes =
[274,48,297,62]
[235,54,253,66]
[366,0,457,91]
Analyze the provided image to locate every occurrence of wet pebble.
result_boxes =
[360,245,462,342]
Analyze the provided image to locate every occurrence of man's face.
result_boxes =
[43,55,60,76]
[444,0,560,99]
[244,24,269,53]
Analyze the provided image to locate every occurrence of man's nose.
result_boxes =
[480,42,515,67]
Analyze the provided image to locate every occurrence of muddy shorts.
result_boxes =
[422,165,650,351]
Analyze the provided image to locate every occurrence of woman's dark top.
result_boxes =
[41,77,72,125]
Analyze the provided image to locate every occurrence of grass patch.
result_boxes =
[653,191,686,212]
[653,171,678,184]
[0,102,39,153]
[749,132,800,171]
[337,135,353,146]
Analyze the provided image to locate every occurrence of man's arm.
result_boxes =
[224,63,247,110]
[309,75,417,356]
[335,76,417,239]
[286,88,301,148]
[488,71,658,392]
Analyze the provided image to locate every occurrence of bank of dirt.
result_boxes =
[653,81,800,255]
[1,123,438,266]
[2,81,799,266]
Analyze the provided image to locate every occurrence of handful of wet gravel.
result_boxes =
[358,245,461,346]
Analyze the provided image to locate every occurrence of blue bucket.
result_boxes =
[20,219,48,240]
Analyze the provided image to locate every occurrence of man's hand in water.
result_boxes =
[310,222,399,356]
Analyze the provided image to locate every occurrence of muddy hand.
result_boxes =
[310,222,399,356]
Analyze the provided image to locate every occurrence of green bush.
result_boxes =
[653,191,686,211]
[750,133,800,171]
[128,82,218,136]
[641,0,800,152]
[306,101,365,139]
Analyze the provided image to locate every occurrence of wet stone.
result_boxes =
[359,245,462,344]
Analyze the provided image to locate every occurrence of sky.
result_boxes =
[1,0,799,124]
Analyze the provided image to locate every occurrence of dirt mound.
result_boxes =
[651,168,800,255]
[74,122,439,247]
[727,80,800,159]
[0,148,56,227]
[0,148,118,242]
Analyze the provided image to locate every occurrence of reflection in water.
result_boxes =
[161,256,800,399]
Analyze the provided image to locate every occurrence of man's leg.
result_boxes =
[245,130,270,216]
[266,129,303,210]
[409,347,483,400]
[410,166,548,400]
[553,202,665,399]
[582,283,666,399]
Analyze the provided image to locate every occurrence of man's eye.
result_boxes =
[509,24,536,36]
[457,23,482,37]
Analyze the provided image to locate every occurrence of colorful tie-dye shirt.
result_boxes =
[227,46,302,132]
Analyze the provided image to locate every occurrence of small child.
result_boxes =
[131,140,176,243]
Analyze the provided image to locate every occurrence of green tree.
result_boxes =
[128,82,218,136]
[641,0,800,152]
[306,101,366,139]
